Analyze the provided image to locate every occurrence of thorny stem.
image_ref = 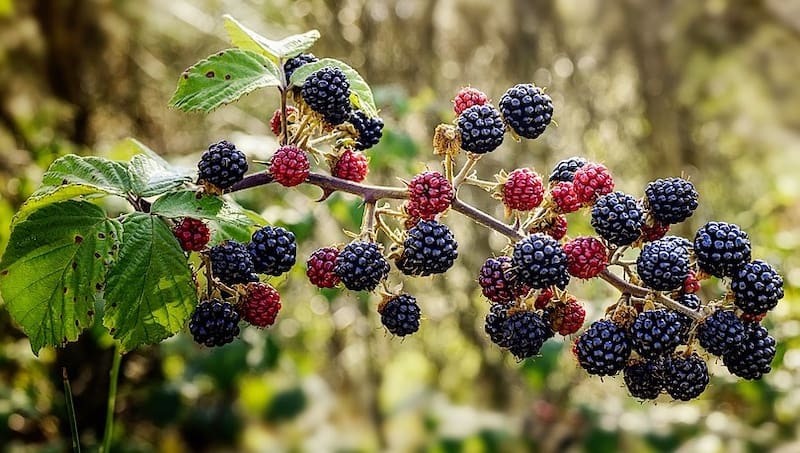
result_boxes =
[452,154,482,188]
[226,171,702,321]
[361,201,377,236]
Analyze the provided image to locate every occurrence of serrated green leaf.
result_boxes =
[150,191,224,219]
[14,184,114,224]
[0,201,121,355]
[169,49,282,113]
[112,138,195,178]
[103,214,196,352]
[40,154,131,194]
[208,199,264,244]
[288,58,378,117]
[127,154,193,197]
[223,15,320,63]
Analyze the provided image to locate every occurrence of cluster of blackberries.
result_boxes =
[451,85,553,155]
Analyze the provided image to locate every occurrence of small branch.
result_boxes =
[228,171,408,203]
[361,201,377,236]
[102,344,122,453]
[598,269,702,321]
[279,88,288,146]
[452,154,482,188]
[450,197,523,241]
[62,368,81,453]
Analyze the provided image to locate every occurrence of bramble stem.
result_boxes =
[452,154,482,188]
[279,88,289,146]
[102,344,122,453]
[62,368,81,453]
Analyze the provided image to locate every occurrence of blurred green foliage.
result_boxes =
[1,0,800,452]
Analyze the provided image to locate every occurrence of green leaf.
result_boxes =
[127,154,193,197]
[288,58,378,117]
[223,15,320,63]
[150,191,224,219]
[169,49,282,113]
[0,201,122,355]
[103,213,197,352]
[113,138,195,179]
[40,154,131,195]
[209,199,264,244]
[14,184,115,224]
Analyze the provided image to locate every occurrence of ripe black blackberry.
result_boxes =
[548,157,586,184]
[512,233,570,290]
[630,309,685,359]
[498,83,554,139]
[478,256,528,304]
[644,177,699,224]
[197,140,248,190]
[697,309,745,356]
[485,304,511,347]
[284,53,317,80]
[334,241,390,291]
[731,260,784,314]
[189,299,240,347]
[247,226,297,276]
[590,192,644,246]
[395,220,458,277]
[504,310,554,360]
[693,221,751,278]
[663,353,709,401]
[722,322,776,380]
[623,359,664,400]
[457,104,505,154]
[300,66,352,125]
[379,294,421,336]
[349,110,384,150]
[575,319,631,376]
[636,236,691,291]
[209,240,258,286]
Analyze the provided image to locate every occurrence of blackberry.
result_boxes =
[504,310,554,360]
[693,221,751,278]
[300,66,352,125]
[209,240,258,286]
[722,323,776,380]
[335,241,390,291]
[485,304,511,347]
[395,220,458,276]
[248,226,297,276]
[548,157,586,184]
[284,53,317,81]
[663,353,709,401]
[636,236,691,291]
[306,246,341,288]
[406,171,454,220]
[512,233,570,290]
[457,104,506,154]
[575,319,631,376]
[731,260,784,314]
[623,359,664,400]
[563,236,608,279]
[478,256,526,304]
[349,110,384,150]
[453,87,489,115]
[174,218,210,252]
[644,177,699,224]
[379,294,421,336]
[629,309,685,359]
[502,168,545,211]
[197,140,248,190]
[590,191,644,246]
[498,83,553,139]
[189,299,240,347]
[239,282,281,328]
[697,309,745,356]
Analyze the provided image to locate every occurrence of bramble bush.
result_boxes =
[0,15,785,447]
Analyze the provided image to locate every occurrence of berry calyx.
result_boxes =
[174,218,210,252]
[572,162,614,204]
[379,294,421,336]
[453,87,489,115]
[189,299,240,347]
[563,236,608,279]
[270,145,310,187]
[197,140,248,190]
[239,282,281,328]
[332,149,368,183]
[499,83,553,139]
[406,171,454,220]
[335,241,390,291]
[306,246,341,288]
[457,104,506,154]
[248,226,297,276]
[502,168,544,211]
[512,233,570,290]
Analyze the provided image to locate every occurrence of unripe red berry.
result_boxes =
[453,87,489,115]
[641,221,670,242]
[534,288,554,309]
[551,298,586,335]
[572,162,614,204]
[406,171,454,220]
[550,182,581,213]
[174,218,211,252]
[332,149,368,182]
[270,145,310,187]
[563,236,608,279]
[240,282,282,328]
[269,106,298,136]
[306,246,341,288]
[502,168,544,211]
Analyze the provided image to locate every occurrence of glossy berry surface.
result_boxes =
[636,236,691,291]
[248,226,297,276]
[380,294,421,336]
[512,233,570,289]
[563,236,608,279]
[239,282,281,328]
[457,104,506,154]
[575,319,631,376]
[209,240,258,286]
[549,157,586,184]
[694,221,751,278]
[624,360,664,400]
[644,177,699,224]
[332,149,368,183]
[629,309,685,359]
[306,247,341,288]
[723,322,776,380]
[731,260,784,314]
[406,171,454,220]
[663,353,709,401]
[284,53,318,80]
[300,66,352,125]
[453,87,489,115]
[174,218,210,252]
[572,163,614,204]
[395,220,458,276]
[335,241,390,291]
[697,309,745,356]
[189,299,240,347]
[478,256,525,304]
[270,145,310,187]
[590,191,644,246]
[485,303,511,347]
[499,83,553,139]
[502,168,544,211]
[504,310,553,360]
[550,181,582,214]
[197,140,248,190]
[349,110,384,150]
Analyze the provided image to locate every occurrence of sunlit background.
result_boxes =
[2,0,800,451]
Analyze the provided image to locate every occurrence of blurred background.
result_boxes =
[2,0,800,451]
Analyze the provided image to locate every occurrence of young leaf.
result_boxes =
[289,58,378,117]
[103,213,197,352]
[150,190,224,220]
[0,201,122,355]
[223,14,320,62]
[14,184,115,224]
[127,154,193,197]
[208,199,265,244]
[169,49,282,113]
[113,138,195,179]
